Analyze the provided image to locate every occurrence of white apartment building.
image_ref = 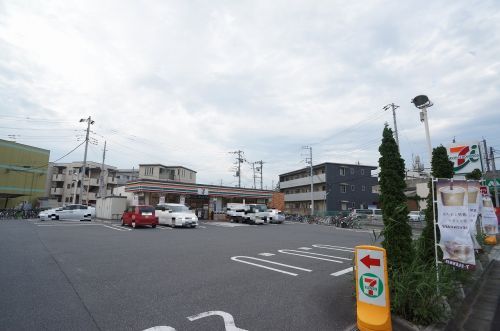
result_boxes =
[138,164,196,183]
[47,161,118,206]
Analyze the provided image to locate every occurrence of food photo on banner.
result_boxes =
[480,196,499,236]
[436,179,475,270]
[467,181,482,252]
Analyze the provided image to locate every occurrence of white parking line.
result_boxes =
[157,226,172,230]
[298,247,312,250]
[231,256,312,276]
[330,267,354,277]
[277,249,347,263]
[312,244,355,252]
[36,223,97,227]
[100,224,131,231]
[199,226,207,229]
[258,253,275,257]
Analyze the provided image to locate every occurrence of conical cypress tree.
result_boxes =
[378,124,414,274]
[416,145,454,264]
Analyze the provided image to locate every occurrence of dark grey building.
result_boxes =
[279,162,379,215]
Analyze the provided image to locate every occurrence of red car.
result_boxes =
[121,205,158,228]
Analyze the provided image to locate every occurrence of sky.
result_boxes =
[1,0,499,189]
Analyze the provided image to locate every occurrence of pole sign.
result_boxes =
[446,142,484,175]
[485,179,500,189]
[355,245,391,331]
[480,186,490,196]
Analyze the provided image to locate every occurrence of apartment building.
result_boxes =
[279,162,379,215]
[138,164,196,183]
[48,161,118,205]
[116,169,139,186]
[0,139,50,208]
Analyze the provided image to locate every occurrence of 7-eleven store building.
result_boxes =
[125,179,274,218]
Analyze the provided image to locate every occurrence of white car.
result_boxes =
[155,203,198,228]
[52,204,95,221]
[408,211,425,222]
[266,209,285,224]
[38,208,60,221]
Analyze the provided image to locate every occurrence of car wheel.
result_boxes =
[121,218,125,226]
[132,221,136,228]
[152,224,156,228]
[192,225,197,229]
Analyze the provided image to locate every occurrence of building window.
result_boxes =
[361,169,365,175]
[145,167,154,176]
[351,202,356,208]
[340,167,346,176]
[362,185,366,191]
[351,185,355,191]
[350,168,354,175]
[340,184,348,193]
[67,184,70,189]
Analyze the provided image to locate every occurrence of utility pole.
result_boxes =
[250,162,256,188]
[99,140,107,198]
[491,147,499,207]
[302,146,314,216]
[383,103,400,151]
[78,116,94,204]
[255,160,265,190]
[229,150,245,188]
[482,139,490,172]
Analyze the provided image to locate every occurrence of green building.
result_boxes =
[0,139,50,208]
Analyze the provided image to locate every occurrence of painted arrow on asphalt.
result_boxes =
[360,255,380,268]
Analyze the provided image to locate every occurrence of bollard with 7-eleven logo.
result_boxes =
[355,245,392,331]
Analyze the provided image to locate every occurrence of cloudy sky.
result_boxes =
[1,0,499,188]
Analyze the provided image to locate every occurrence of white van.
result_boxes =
[350,209,382,221]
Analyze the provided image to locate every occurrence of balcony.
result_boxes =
[106,189,113,196]
[52,174,65,181]
[107,177,117,185]
[284,191,327,202]
[51,187,63,195]
[82,178,99,186]
[280,173,326,189]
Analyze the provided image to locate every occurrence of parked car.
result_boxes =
[52,204,95,221]
[155,203,198,228]
[409,210,425,222]
[38,208,60,221]
[121,205,158,228]
[267,209,285,224]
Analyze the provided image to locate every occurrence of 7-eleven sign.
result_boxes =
[355,246,391,331]
[360,273,384,298]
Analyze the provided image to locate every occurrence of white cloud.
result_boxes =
[0,0,499,188]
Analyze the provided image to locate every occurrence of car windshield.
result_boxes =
[410,211,420,215]
[139,206,154,213]
[252,205,267,212]
[169,205,190,213]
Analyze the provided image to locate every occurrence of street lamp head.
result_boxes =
[411,95,433,109]
[79,118,85,122]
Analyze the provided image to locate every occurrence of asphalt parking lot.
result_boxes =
[0,218,380,331]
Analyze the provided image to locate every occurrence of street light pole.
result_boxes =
[412,96,434,162]
[78,116,94,204]
[421,107,433,161]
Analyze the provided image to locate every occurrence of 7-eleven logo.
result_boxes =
[449,144,480,172]
[359,273,383,298]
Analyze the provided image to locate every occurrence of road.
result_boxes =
[0,219,381,331]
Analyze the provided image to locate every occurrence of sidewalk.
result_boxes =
[450,242,500,331]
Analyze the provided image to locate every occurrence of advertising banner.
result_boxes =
[467,181,482,252]
[447,142,483,175]
[436,179,475,270]
[481,197,499,236]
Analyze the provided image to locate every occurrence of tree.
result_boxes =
[378,124,414,274]
[465,168,482,180]
[416,145,454,264]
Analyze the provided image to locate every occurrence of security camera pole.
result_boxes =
[78,116,94,204]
